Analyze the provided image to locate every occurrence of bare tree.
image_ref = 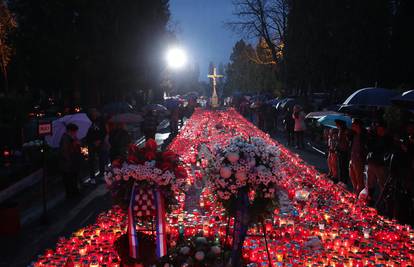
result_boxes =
[227,0,288,65]
[0,1,16,95]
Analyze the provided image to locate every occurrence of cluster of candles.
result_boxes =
[33,108,414,266]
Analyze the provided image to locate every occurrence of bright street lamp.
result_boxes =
[166,47,187,69]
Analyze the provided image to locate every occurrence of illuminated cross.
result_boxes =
[207,67,223,108]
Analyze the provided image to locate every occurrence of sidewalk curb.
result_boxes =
[0,169,43,203]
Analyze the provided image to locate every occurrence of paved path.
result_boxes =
[0,120,174,267]
[270,130,328,174]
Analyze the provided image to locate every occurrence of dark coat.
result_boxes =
[86,119,106,146]
[59,133,81,172]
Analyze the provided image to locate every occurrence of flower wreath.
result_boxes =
[105,139,188,214]
[207,136,283,223]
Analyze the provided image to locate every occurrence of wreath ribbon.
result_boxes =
[153,188,167,258]
[127,183,139,259]
[231,189,250,267]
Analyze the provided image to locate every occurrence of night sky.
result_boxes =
[169,0,240,81]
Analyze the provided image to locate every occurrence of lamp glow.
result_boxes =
[166,47,187,69]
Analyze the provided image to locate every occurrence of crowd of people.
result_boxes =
[236,99,307,149]
[57,100,197,199]
[58,110,134,198]
[234,97,413,224]
[326,119,414,223]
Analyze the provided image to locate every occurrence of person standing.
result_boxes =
[292,105,306,149]
[382,131,413,223]
[142,110,159,141]
[240,99,248,117]
[86,109,107,184]
[264,104,275,133]
[187,97,197,117]
[327,128,339,181]
[169,107,180,136]
[59,123,82,198]
[272,106,279,133]
[283,107,295,146]
[335,119,351,186]
[257,102,266,131]
[366,122,392,205]
[109,123,132,161]
[349,119,368,195]
[101,117,111,170]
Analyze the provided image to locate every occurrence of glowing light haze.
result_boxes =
[169,0,239,80]
[166,47,188,69]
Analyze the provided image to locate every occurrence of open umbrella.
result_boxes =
[164,98,181,109]
[276,98,296,111]
[341,88,398,108]
[318,114,352,129]
[391,90,414,107]
[45,113,92,148]
[266,98,280,107]
[250,94,271,102]
[306,111,341,120]
[110,113,143,124]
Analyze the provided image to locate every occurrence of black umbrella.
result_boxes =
[164,98,181,109]
[391,90,414,107]
[276,98,296,111]
[340,88,398,108]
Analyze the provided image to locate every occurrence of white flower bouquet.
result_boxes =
[207,136,282,222]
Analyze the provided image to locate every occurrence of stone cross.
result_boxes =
[207,67,223,108]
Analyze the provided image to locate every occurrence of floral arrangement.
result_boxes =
[207,136,282,222]
[157,235,231,267]
[105,139,188,212]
